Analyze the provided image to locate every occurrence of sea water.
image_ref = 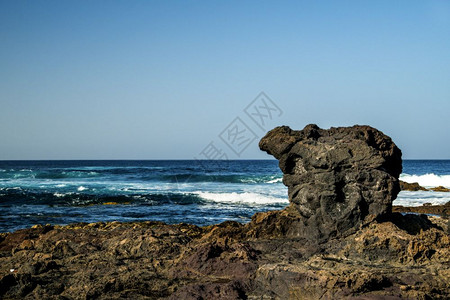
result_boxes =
[0,160,449,232]
[398,160,450,206]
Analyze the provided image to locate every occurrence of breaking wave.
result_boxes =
[400,173,450,188]
[194,191,288,205]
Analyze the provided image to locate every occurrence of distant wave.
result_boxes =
[0,168,282,184]
[0,189,206,206]
[400,173,450,188]
[161,174,283,184]
[395,190,450,206]
[0,170,100,180]
[62,166,164,171]
[38,171,100,179]
[0,188,288,207]
[194,191,288,204]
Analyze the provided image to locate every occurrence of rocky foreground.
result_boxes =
[1,215,449,300]
[1,125,450,299]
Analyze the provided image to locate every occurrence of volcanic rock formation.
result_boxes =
[257,124,402,242]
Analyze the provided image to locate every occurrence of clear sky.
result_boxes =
[1,1,449,160]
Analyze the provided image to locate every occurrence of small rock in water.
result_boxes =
[430,186,450,192]
[400,180,428,191]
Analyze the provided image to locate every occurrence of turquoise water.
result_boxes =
[0,160,287,232]
[0,160,449,232]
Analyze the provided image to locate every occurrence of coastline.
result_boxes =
[2,125,450,299]
[393,201,450,217]
[1,160,449,233]
[1,208,449,299]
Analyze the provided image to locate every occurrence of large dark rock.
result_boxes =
[258,124,402,241]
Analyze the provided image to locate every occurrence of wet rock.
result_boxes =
[393,201,450,218]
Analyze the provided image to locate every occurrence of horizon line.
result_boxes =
[1,158,449,161]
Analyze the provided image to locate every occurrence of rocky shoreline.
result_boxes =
[393,201,450,217]
[1,212,448,299]
[394,181,450,217]
[1,125,449,299]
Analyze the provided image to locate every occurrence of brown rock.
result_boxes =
[431,186,450,192]
[399,180,428,191]
[0,212,449,299]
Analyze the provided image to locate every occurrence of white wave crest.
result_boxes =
[54,192,73,197]
[395,191,450,207]
[400,173,450,188]
[194,191,288,204]
[77,186,87,191]
[267,177,282,183]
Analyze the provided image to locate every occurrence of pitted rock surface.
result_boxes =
[259,124,402,241]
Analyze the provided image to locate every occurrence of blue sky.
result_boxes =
[1,1,449,159]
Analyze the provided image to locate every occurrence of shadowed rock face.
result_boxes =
[259,124,402,241]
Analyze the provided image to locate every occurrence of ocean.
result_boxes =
[0,160,449,233]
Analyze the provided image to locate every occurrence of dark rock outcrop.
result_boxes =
[258,124,402,242]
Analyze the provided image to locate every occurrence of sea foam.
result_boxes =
[400,173,450,188]
[394,190,450,206]
[267,177,282,183]
[194,191,288,204]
